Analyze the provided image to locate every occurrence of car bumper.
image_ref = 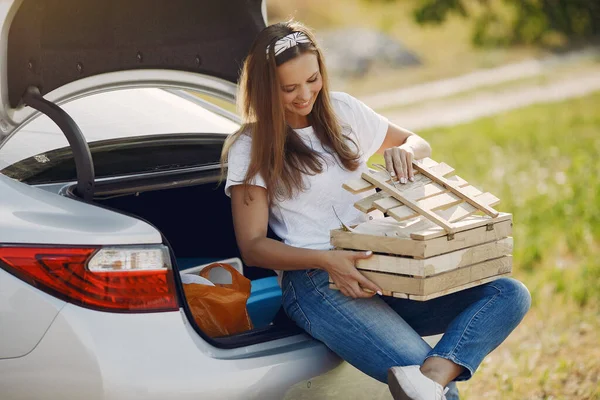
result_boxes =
[0,303,341,400]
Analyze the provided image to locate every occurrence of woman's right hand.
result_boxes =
[322,250,383,298]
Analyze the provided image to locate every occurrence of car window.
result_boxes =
[0,88,239,170]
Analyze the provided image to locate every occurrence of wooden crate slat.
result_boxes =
[343,170,390,194]
[354,192,388,213]
[331,228,428,258]
[357,256,512,295]
[445,175,468,187]
[373,196,403,212]
[343,160,453,195]
[438,192,500,223]
[355,174,469,214]
[417,157,439,168]
[361,171,456,233]
[424,162,455,177]
[329,273,511,301]
[410,212,511,241]
[407,273,511,301]
[413,163,500,218]
[387,185,482,222]
[327,282,409,298]
[419,218,512,256]
[423,255,512,293]
[330,217,512,258]
[356,237,513,277]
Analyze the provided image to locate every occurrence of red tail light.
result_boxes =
[0,246,179,313]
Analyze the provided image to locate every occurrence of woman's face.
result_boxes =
[276,52,323,128]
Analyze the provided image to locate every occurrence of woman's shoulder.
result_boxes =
[226,128,253,154]
[329,91,357,109]
[328,91,364,125]
[329,91,366,115]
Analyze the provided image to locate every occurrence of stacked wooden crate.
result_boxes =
[329,158,513,301]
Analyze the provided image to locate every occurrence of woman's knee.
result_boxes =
[490,277,531,317]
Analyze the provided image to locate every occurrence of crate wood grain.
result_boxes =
[355,237,513,277]
[330,217,512,258]
[344,157,507,238]
[413,162,500,218]
[344,159,453,195]
[329,256,512,297]
[361,170,457,233]
[353,173,469,213]
[368,176,470,212]
[384,187,499,223]
[333,157,513,299]
[410,213,512,240]
[407,273,511,301]
[329,273,512,301]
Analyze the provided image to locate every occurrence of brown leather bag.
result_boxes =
[182,263,253,338]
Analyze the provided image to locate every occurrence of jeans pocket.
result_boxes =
[281,281,312,334]
[306,268,330,290]
[285,301,312,334]
[305,268,321,278]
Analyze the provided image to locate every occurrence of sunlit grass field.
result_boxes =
[390,92,600,309]
[286,92,600,400]
[385,91,600,399]
[417,91,600,399]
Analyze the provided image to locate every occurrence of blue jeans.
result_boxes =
[281,269,530,399]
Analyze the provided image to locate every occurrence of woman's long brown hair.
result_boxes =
[221,20,361,203]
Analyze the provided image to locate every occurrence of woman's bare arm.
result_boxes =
[230,184,381,298]
[230,185,326,271]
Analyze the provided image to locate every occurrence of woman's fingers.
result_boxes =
[406,150,414,181]
[392,147,407,183]
[349,280,374,298]
[340,251,382,298]
[384,146,416,184]
[329,250,384,298]
[383,149,396,179]
[355,273,382,296]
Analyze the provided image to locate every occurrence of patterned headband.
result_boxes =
[266,31,312,59]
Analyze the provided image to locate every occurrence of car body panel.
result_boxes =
[0,173,161,245]
[0,0,343,396]
[0,87,238,170]
[0,69,238,147]
[0,270,66,358]
[0,302,341,400]
[1,0,264,109]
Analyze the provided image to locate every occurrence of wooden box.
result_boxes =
[329,158,513,301]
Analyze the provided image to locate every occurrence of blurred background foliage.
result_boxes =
[382,0,600,47]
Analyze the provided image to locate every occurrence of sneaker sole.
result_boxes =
[388,368,412,400]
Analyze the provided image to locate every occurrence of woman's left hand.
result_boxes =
[383,144,414,184]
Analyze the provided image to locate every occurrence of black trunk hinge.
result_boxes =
[23,87,95,202]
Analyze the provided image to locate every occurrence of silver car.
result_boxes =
[0,0,341,399]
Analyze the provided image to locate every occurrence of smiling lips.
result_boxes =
[293,100,311,109]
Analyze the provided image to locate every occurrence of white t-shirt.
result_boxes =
[224,91,389,281]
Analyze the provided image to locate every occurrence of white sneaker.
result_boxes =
[388,365,449,400]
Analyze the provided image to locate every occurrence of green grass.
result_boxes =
[370,91,600,307]
[284,93,600,400]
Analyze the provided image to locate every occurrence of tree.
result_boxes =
[412,0,600,46]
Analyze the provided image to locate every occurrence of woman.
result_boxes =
[221,20,530,400]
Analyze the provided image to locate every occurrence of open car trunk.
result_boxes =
[93,171,303,348]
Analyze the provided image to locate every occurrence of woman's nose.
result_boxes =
[297,85,311,101]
